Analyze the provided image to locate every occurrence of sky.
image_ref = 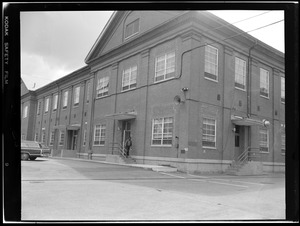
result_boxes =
[21,10,284,91]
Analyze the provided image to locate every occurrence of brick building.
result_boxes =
[21,11,285,173]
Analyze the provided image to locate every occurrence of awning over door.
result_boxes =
[67,124,81,130]
[105,112,137,120]
[231,115,265,127]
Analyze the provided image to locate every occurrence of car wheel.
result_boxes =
[21,153,29,161]
[29,157,37,160]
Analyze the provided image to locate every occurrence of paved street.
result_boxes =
[21,157,285,222]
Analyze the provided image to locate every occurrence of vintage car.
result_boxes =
[21,140,51,160]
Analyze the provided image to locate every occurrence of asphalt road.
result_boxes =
[21,157,285,222]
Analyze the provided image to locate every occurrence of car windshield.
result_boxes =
[21,141,40,148]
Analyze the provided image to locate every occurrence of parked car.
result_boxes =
[21,140,51,160]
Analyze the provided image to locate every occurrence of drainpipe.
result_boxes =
[247,39,258,155]
[79,80,87,157]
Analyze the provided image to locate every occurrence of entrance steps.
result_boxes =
[105,154,136,164]
[226,161,264,176]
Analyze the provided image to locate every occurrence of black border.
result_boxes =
[3,1,299,222]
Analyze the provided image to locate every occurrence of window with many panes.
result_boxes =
[86,82,90,103]
[59,131,65,146]
[83,129,87,146]
[152,117,173,146]
[74,86,80,106]
[281,76,285,103]
[63,91,68,109]
[259,128,269,152]
[281,124,285,155]
[125,19,139,39]
[260,68,269,98]
[235,57,246,90]
[96,76,109,98]
[34,133,39,142]
[122,65,137,91]
[49,131,54,146]
[204,45,218,81]
[53,94,58,111]
[155,51,175,82]
[45,98,49,113]
[23,106,28,118]
[42,128,46,144]
[94,124,106,146]
[37,101,41,115]
[202,118,216,148]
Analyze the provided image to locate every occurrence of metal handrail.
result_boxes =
[236,147,262,167]
[109,142,126,157]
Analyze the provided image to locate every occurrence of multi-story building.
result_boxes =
[21,11,285,173]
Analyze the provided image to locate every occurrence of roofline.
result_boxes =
[84,11,117,64]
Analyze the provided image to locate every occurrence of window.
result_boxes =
[260,68,269,98]
[59,131,65,146]
[86,82,90,103]
[204,45,218,81]
[202,118,216,148]
[42,128,46,144]
[63,91,68,109]
[96,76,109,98]
[34,133,39,142]
[94,125,106,146]
[259,128,269,152]
[74,86,80,106]
[37,101,41,115]
[23,106,28,118]
[281,124,285,155]
[45,98,49,113]
[281,76,285,103]
[122,65,137,91]
[49,131,54,146]
[53,94,58,111]
[155,51,175,82]
[152,117,173,146]
[235,57,246,90]
[83,129,87,146]
[125,19,139,39]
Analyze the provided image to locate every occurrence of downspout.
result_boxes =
[79,80,87,157]
[112,63,119,154]
[55,82,60,153]
[88,72,97,153]
[247,39,258,154]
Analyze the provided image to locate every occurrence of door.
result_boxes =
[234,125,242,160]
[72,130,78,150]
[122,120,131,148]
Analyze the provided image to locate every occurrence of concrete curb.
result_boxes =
[48,156,178,172]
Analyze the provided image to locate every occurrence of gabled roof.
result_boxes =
[84,11,118,64]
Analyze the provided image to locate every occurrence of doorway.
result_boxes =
[122,120,131,148]
[234,125,247,160]
[67,130,78,150]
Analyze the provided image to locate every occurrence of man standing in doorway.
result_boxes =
[125,136,132,158]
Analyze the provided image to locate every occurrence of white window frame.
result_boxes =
[125,18,139,39]
[23,105,28,118]
[204,45,218,81]
[83,129,87,146]
[202,117,217,149]
[37,101,41,115]
[234,57,247,91]
[96,76,109,98]
[63,91,68,109]
[59,131,65,146]
[34,133,39,142]
[151,117,173,146]
[260,68,269,98]
[42,128,46,144]
[74,86,80,106]
[154,51,175,82]
[122,65,137,91]
[53,94,58,111]
[49,131,55,146]
[259,128,269,153]
[281,76,285,104]
[93,124,106,146]
[86,82,90,103]
[44,98,49,113]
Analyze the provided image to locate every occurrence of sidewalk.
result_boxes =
[49,156,178,172]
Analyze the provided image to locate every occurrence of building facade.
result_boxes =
[21,11,285,173]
